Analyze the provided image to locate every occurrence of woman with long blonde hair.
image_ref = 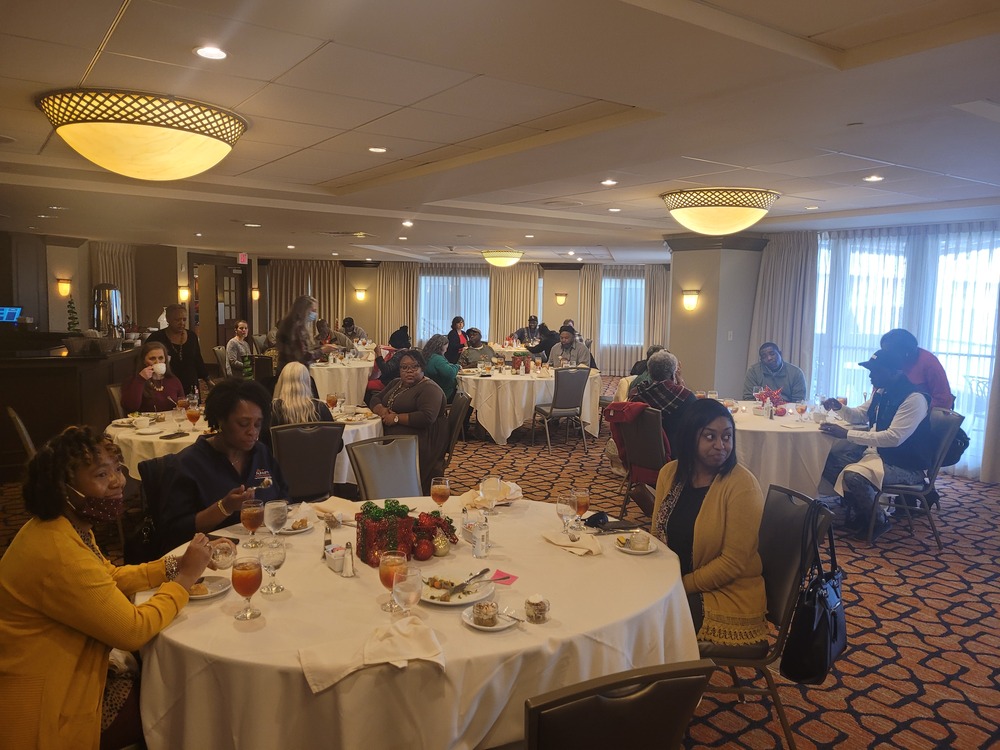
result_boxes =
[271,362,333,427]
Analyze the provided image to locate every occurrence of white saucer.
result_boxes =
[614,534,657,555]
[462,606,519,631]
[189,576,231,600]
[135,427,163,435]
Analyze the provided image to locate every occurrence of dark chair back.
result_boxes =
[443,392,471,471]
[252,355,274,381]
[525,659,715,750]
[551,367,590,411]
[270,422,345,502]
[137,453,180,558]
[620,407,667,483]
[212,346,229,376]
[346,435,421,500]
[6,406,35,459]
[251,333,267,354]
[924,408,966,486]
[107,384,125,420]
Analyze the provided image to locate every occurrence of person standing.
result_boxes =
[225,320,251,378]
[742,342,806,402]
[445,316,467,364]
[880,328,954,409]
[276,296,336,374]
[146,303,209,396]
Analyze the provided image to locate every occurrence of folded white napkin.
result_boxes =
[311,496,364,518]
[542,531,602,556]
[299,615,445,693]
[457,481,523,508]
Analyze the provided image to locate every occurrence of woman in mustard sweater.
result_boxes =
[0,427,222,750]
[650,398,768,649]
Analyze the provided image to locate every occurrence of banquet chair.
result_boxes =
[135,453,181,559]
[346,435,421,500]
[618,407,667,518]
[6,406,35,459]
[212,346,229,377]
[442,392,471,471]
[531,367,590,453]
[270,422,345,503]
[864,407,964,550]
[251,354,274,381]
[701,485,832,750]
[107,384,125,420]
[251,333,267,354]
[525,659,715,750]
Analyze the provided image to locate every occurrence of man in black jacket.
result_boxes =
[818,349,935,540]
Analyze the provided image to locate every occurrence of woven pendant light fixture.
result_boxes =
[482,249,523,267]
[660,188,779,235]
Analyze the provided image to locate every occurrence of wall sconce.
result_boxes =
[355,289,367,301]
[554,292,568,306]
[251,288,260,301]
[57,279,72,297]
[682,290,700,311]
[178,286,191,302]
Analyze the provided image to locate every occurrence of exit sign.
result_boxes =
[237,252,248,265]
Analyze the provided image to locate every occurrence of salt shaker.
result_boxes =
[341,542,356,577]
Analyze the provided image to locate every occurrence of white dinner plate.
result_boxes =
[135,427,163,435]
[422,578,494,606]
[189,576,231,600]
[111,418,133,427]
[461,606,519,632]
[277,521,314,535]
[614,534,657,555]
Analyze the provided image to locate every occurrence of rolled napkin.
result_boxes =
[541,531,602,556]
[299,615,445,693]
[457,481,523,508]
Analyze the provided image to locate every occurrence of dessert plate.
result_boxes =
[189,576,231,600]
[421,578,494,606]
[614,534,657,555]
[461,606,518,631]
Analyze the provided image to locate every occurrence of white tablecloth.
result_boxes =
[310,361,374,407]
[733,401,836,495]
[458,369,602,444]
[139,497,698,750]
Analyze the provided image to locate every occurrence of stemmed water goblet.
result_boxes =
[241,498,264,548]
[264,499,289,537]
[377,551,408,612]
[555,493,577,535]
[260,539,286,594]
[480,475,502,516]
[391,566,423,616]
[232,556,263,620]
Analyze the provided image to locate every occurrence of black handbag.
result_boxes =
[779,501,847,685]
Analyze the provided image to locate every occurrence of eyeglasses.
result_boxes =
[399,364,421,372]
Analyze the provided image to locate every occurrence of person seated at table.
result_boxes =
[880,328,954,409]
[0,426,221,750]
[339,317,368,341]
[526,323,560,362]
[225,319,251,378]
[370,349,448,493]
[277,295,336,375]
[562,318,586,343]
[818,349,935,539]
[629,344,664,390]
[389,324,412,349]
[423,334,460,402]
[121,340,186,413]
[629,350,697,454]
[445,316,467,364]
[317,318,351,349]
[146,303,209,396]
[511,315,540,344]
[270,362,333,431]
[548,325,592,367]
[742,342,806,402]
[459,327,496,368]
[650,398,768,651]
[160,379,289,551]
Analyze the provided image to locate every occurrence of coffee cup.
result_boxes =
[344,404,358,416]
[152,362,167,376]
[629,533,650,551]
[133,416,151,429]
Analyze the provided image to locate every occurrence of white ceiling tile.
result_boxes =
[358,107,508,142]
[414,77,592,124]
[239,84,398,130]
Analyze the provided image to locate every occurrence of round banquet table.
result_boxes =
[732,401,837,496]
[310,360,374,407]
[138,497,698,750]
[458,368,602,445]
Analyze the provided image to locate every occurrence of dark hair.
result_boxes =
[880,328,919,354]
[204,378,272,430]
[138,340,174,378]
[343,317,355,328]
[23,426,117,520]
[672,398,737,487]
[451,316,464,329]
[422,334,449,360]
[537,323,552,336]
[645,344,664,359]
[165,303,187,318]
[396,348,427,370]
[559,325,576,335]
[759,342,781,355]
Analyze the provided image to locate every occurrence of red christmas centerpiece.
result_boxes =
[754,386,785,407]
[356,499,416,567]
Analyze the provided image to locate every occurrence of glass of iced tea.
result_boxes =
[430,477,450,507]
[241,499,264,549]
[326,393,338,410]
[185,406,201,431]
[232,556,263,620]
[377,551,408,612]
[571,487,590,527]
[796,401,808,420]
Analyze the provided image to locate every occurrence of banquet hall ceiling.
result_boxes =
[1,0,999,265]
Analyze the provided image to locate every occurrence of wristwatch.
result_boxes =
[393,414,400,424]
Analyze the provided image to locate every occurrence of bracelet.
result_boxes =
[217,499,229,516]
[164,555,179,582]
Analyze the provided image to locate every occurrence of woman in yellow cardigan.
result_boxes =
[0,426,221,750]
[651,398,768,649]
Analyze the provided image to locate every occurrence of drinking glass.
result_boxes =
[211,541,235,570]
[185,406,202,431]
[264,499,288,537]
[571,488,590,527]
[326,393,338,410]
[391,566,423,616]
[241,499,264,548]
[707,390,719,400]
[477,360,485,373]
[336,392,347,411]
[260,539,286,594]
[430,477,450,507]
[378,552,408,612]
[232,556,263,620]
[694,390,707,399]
[480,476,502,516]
[555,493,576,533]
[796,401,808,420]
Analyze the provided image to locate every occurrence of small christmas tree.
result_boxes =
[66,297,81,332]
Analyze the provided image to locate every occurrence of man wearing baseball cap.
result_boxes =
[458,328,496,368]
[817,348,935,540]
[511,315,540,345]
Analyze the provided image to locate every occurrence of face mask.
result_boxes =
[66,484,125,522]
[152,362,167,376]
[308,311,318,322]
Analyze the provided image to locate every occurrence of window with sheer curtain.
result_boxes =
[812,223,999,479]
[416,264,490,346]
[599,266,645,375]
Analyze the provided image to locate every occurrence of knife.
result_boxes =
[447,567,490,598]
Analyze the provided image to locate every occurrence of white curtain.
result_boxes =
[644,264,671,349]
[375,262,418,344]
[269,260,344,325]
[814,222,999,479]
[578,264,602,355]
[416,264,489,345]
[748,232,819,382]
[489,262,539,344]
[599,265,645,376]
[90,242,136,323]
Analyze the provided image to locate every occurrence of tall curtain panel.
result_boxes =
[578,264,602,356]
[417,263,489,345]
[489,262,539,345]
[269,260,344,325]
[598,265,644,376]
[90,242,136,322]
[311,261,345,326]
[644,264,671,348]
[748,232,818,383]
[375,262,418,344]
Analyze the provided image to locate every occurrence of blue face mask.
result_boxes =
[307,311,318,322]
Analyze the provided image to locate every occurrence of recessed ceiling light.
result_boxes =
[47,205,67,210]
[601,179,618,186]
[863,175,884,182]
[525,235,534,239]
[244,223,261,228]
[195,46,227,60]
[27,225,36,230]
[36,214,56,219]
[568,250,575,256]
[368,147,388,153]
[194,232,203,237]
[804,205,819,211]
[608,208,621,213]
[402,220,413,228]
[398,236,407,241]
[331,252,339,256]
[365,258,371,261]
[287,245,295,249]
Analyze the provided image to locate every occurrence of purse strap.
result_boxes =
[799,500,841,586]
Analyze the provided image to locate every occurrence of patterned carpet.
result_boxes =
[2,377,998,749]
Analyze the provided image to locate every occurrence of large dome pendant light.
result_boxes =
[660,187,779,235]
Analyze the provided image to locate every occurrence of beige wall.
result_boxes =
[342,266,378,331]
[46,242,90,331]
[541,268,580,329]
[134,244,180,330]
